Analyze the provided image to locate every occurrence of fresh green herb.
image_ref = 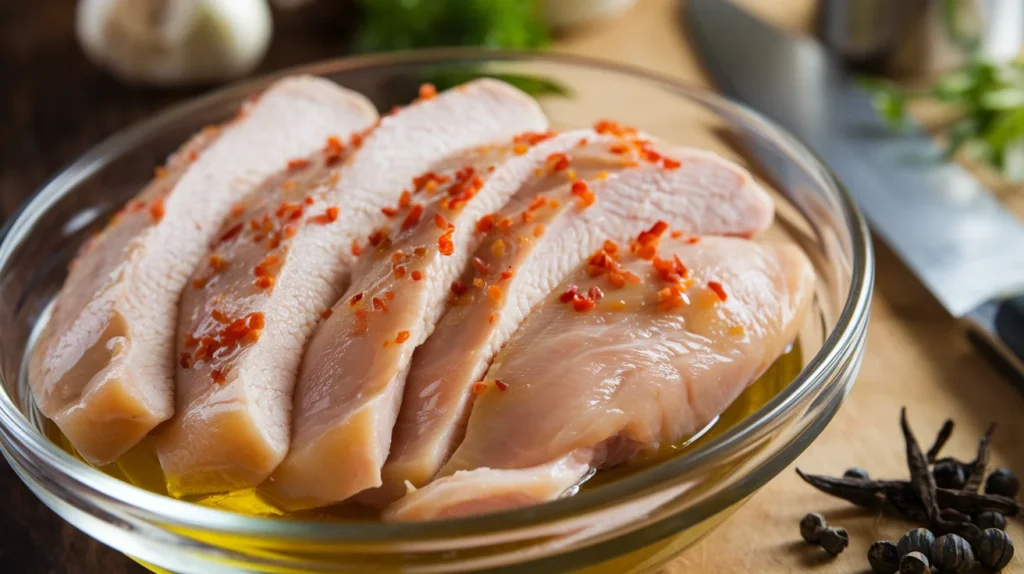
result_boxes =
[354,0,549,53]
[862,59,1024,179]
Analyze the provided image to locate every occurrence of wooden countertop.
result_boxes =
[0,1,1020,572]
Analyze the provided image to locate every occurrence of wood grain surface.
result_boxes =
[1,1,1021,573]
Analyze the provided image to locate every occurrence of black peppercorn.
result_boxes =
[933,458,966,489]
[897,528,935,561]
[976,527,1014,571]
[985,467,1020,498]
[800,512,827,543]
[844,467,870,480]
[868,540,900,574]
[931,534,975,573]
[899,551,929,574]
[974,510,1007,531]
[820,526,849,556]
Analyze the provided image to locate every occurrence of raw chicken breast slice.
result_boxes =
[375,144,774,504]
[260,130,616,510]
[158,79,547,496]
[28,76,377,465]
[386,235,815,521]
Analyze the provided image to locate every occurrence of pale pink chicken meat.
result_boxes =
[386,235,815,521]
[261,130,620,510]
[157,79,547,496]
[29,76,376,465]
[375,144,774,504]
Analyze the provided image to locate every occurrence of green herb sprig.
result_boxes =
[863,59,1024,180]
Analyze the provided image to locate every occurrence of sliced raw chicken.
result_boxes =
[157,80,547,496]
[386,235,815,521]
[28,76,377,465]
[260,130,626,510]
[375,145,774,504]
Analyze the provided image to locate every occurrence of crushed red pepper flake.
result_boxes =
[218,223,243,245]
[521,210,534,223]
[188,150,199,162]
[149,199,165,222]
[368,230,384,247]
[588,286,605,301]
[546,152,571,172]
[472,381,488,395]
[513,131,555,146]
[212,309,231,324]
[310,206,340,225]
[571,180,596,208]
[399,190,412,209]
[211,370,227,384]
[438,225,455,256]
[631,221,669,260]
[500,267,514,280]
[402,204,424,231]
[572,295,596,312]
[394,266,407,278]
[411,270,423,281]
[433,212,448,230]
[283,224,297,238]
[486,284,503,302]
[287,158,310,171]
[687,236,700,244]
[473,278,485,288]
[488,313,496,324]
[419,83,437,100]
[192,277,209,289]
[662,157,681,170]
[255,276,275,289]
[476,214,495,233]
[472,256,489,274]
[322,308,333,319]
[179,353,193,369]
[513,143,529,155]
[372,297,386,311]
[533,224,545,238]
[491,238,505,257]
[450,281,468,296]
[495,379,509,391]
[707,281,727,301]
[382,206,399,217]
[413,247,427,256]
[528,195,548,211]
[351,241,363,256]
[594,119,639,138]
[395,330,411,344]
[384,290,396,301]
[350,292,364,306]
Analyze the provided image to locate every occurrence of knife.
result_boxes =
[685,0,1024,383]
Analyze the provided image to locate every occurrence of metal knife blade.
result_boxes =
[686,0,1024,317]
[685,0,1024,378]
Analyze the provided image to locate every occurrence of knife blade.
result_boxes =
[685,0,1024,379]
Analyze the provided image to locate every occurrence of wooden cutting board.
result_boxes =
[551,1,1024,571]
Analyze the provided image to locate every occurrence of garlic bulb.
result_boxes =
[76,0,273,86]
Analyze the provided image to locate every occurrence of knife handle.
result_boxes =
[964,296,1024,390]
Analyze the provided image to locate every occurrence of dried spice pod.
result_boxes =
[930,534,975,573]
[898,551,929,574]
[897,528,935,560]
[799,512,827,543]
[868,540,900,574]
[938,507,971,524]
[973,510,1006,530]
[926,419,954,463]
[844,467,870,480]
[819,526,849,556]
[962,423,996,493]
[976,527,1014,570]
[933,458,967,490]
[985,468,1020,498]
[900,409,940,523]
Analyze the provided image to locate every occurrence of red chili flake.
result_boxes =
[148,199,165,222]
[351,241,363,256]
[652,254,690,284]
[450,281,468,296]
[249,218,261,231]
[486,284,503,302]
[559,285,579,303]
[513,143,529,155]
[576,137,589,147]
[662,157,682,170]
[513,131,555,146]
[324,135,346,164]
[310,206,340,225]
[476,214,495,233]
[411,270,423,281]
[657,284,688,311]
[546,152,571,172]
[609,143,631,155]
[287,158,310,171]
[384,290,396,301]
[349,292,364,306]
[394,266,407,278]
[275,202,302,219]
[218,223,243,244]
[402,204,424,231]
[322,308,333,319]
[533,224,545,238]
[288,206,305,221]
[571,180,596,208]
[395,330,411,344]
[211,370,227,384]
[495,380,509,391]
[438,225,455,256]
[642,148,662,163]
[472,256,489,275]
[192,277,208,289]
[254,254,279,277]
[179,352,193,369]
[398,190,412,209]
[368,230,384,247]
[497,217,513,230]
[488,313,497,324]
[188,150,199,162]
[572,294,596,312]
[687,236,701,244]
[433,212,448,230]
[372,297,386,311]
[248,312,265,330]
[631,220,669,260]
[255,276,275,289]
[594,119,638,138]
[212,309,231,324]
[183,334,198,348]
[419,83,437,100]
[520,210,534,224]
[414,247,427,257]
[283,224,297,238]
[603,240,620,255]
[528,195,548,211]
[472,381,488,396]
[588,286,605,301]
[354,309,369,335]
[381,206,399,217]
[670,230,683,239]
[707,281,728,301]
[499,267,514,280]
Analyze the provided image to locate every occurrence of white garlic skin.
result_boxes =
[76,0,273,87]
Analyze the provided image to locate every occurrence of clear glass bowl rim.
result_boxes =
[0,48,873,543]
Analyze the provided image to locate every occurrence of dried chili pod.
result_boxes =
[820,526,849,556]
[868,540,900,574]
[799,512,827,543]
[985,468,1020,498]
[898,551,929,574]
[931,534,975,573]
[933,458,966,490]
[976,527,1014,570]
[973,510,1006,531]
[897,528,935,560]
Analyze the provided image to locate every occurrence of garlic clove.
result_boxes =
[76,0,273,87]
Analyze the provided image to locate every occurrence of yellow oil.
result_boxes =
[46,342,802,522]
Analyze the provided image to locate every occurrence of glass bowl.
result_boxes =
[0,49,872,573]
